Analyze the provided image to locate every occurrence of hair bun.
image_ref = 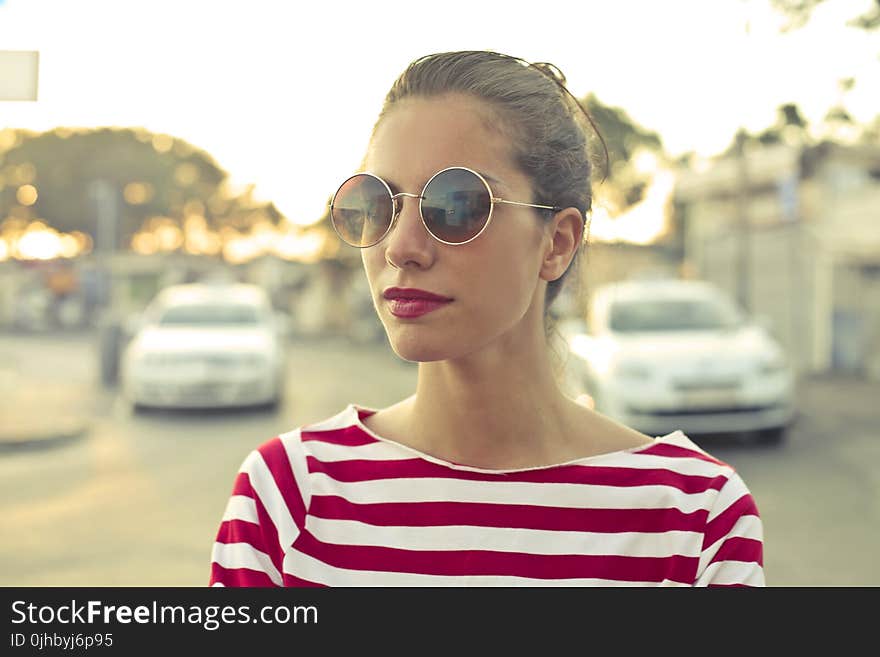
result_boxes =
[530,61,567,86]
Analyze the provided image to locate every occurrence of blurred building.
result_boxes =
[674,141,880,379]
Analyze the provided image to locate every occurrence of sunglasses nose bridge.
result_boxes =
[389,191,425,224]
[385,191,433,246]
[390,191,423,205]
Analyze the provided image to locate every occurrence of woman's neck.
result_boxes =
[403,342,578,468]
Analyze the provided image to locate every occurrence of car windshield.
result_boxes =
[156,304,262,326]
[608,297,742,332]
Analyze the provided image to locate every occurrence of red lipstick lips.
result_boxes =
[382,287,453,319]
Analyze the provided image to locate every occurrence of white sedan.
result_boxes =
[121,283,288,410]
[563,279,796,442]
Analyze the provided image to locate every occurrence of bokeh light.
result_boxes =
[16,184,38,206]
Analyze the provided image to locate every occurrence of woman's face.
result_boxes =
[361,93,551,363]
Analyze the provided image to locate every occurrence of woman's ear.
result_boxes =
[539,207,584,282]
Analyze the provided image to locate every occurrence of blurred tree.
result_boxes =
[717,101,813,154]
[0,127,281,250]
[583,94,663,171]
[770,0,879,32]
[756,102,810,144]
[781,103,809,128]
[770,0,828,30]
[580,94,666,214]
[768,1,878,143]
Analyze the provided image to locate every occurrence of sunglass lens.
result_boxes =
[331,174,393,247]
[421,168,491,244]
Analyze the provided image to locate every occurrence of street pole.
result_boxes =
[89,178,122,386]
[735,129,751,315]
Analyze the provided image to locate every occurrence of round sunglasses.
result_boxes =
[330,166,561,248]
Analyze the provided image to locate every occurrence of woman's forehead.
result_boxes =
[365,95,518,189]
[371,95,503,146]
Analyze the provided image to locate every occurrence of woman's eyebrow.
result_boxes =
[477,171,505,189]
[474,171,513,197]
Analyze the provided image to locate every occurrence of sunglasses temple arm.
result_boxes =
[493,198,560,212]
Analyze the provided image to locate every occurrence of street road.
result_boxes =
[1,333,877,586]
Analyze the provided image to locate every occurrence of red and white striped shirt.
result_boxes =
[210,404,764,587]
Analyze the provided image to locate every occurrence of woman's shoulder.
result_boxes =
[299,404,366,432]
[635,429,730,464]
[238,405,371,472]
[633,430,759,514]
[627,428,746,480]
[576,405,722,464]
[581,410,750,493]
[571,405,736,475]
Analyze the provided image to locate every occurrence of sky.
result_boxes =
[0,0,878,229]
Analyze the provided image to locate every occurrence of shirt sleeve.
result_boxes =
[694,472,765,587]
[209,435,308,587]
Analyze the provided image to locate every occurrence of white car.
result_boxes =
[121,283,288,410]
[563,279,795,442]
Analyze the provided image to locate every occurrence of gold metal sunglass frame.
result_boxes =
[330,166,561,248]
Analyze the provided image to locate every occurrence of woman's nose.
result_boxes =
[383,195,435,269]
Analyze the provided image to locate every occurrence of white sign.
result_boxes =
[0,50,39,101]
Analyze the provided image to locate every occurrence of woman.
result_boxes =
[210,50,764,587]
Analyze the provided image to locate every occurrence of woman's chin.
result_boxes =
[388,341,446,363]
[385,327,454,363]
